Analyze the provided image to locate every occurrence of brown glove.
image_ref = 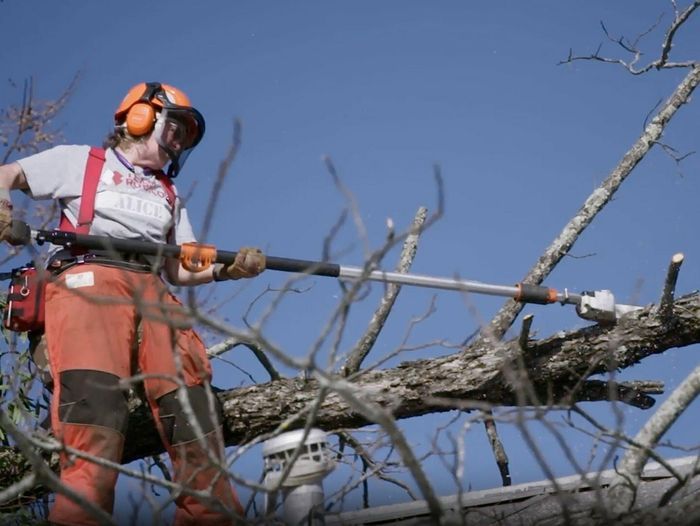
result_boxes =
[215,247,266,280]
[0,189,13,243]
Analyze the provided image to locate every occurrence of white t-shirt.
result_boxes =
[18,145,197,261]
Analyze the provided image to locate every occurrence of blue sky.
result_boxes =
[2,0,700,521]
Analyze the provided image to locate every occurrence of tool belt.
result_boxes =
[3,251,159,334]
[48,249,157,274]
[3,264,46,333]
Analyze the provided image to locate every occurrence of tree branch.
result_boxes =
[480,64,700,343]
[95,291,699,465]
[341,207,427,376]
[607,358,700,514]
[658,252,684,321]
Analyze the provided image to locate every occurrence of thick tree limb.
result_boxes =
[119,291,700,462]
[481,65,700,343]
[3,291,700,498]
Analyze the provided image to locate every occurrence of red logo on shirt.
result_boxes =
[108,171,170,203]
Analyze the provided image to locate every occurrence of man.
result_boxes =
[0,82,262,525]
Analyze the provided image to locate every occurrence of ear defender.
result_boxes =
[125,102,156,136]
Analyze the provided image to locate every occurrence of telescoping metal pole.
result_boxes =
[12,222,639,321]
[21,222,578,306]
[339,266,583,307]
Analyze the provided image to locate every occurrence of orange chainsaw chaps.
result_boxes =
[170,430,244,525]
[49,423,124,525]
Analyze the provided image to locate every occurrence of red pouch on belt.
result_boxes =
[3,265,46,333]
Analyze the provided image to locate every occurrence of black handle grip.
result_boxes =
[216,250,340,277]
[31,226,342,279]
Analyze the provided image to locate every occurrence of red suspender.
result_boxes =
[154,171,176,207]
[58,147,177,234]
[154,171,176,242]
[58,147,106,234]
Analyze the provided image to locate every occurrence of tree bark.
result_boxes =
[3,293,699,501]
[32,292,700,464]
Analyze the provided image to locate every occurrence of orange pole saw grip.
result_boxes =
[180,242,218,272]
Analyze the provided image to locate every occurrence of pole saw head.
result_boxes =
[575,289,642,323]
[7,220,645,324]
[514,282,643,323]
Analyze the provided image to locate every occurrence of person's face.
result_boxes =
[136,132,169,170]
[132,109,202,176]
[161,118,187,153]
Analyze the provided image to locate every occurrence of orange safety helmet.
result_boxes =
[114,82,205,177]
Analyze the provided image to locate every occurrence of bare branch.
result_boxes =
[658,252,684,320]
[559,4,700,73]
[0,472,37,508]
[69,290,700,471]
[199,118,242,242]
[607,360,700,514]
[207,336,281,381]
[483,412,511,486]
[335,431,419,504]
[518,314,534,352]
[341,206,428,376]
[481,65,700,343]
[316,375,443,523]
[659,1,700,67]
[1,74,79,163]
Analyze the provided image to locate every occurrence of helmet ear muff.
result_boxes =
[125,102,156,136]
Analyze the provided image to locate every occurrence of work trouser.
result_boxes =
[44,264,244,525]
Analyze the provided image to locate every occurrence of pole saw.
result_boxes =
[8,221,642,323]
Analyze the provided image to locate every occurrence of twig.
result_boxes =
[607,359,700,514]
[572,380,664,409]
[207,335,281,381]
[341,207,428,376]
[315,373,443,523]
[482,412,511,486]
[558,3,700,73]
[518,314,534,352]
[336,430,419,504]
[659,1,700,67]
[658,252,684,320]
[199,118,242,242]
[323,155,371,258]
[0,472,37,506]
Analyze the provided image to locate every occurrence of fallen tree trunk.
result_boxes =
[2,292,699,497]
[133,291,699,459]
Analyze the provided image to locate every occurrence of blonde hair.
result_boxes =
[102,127,148,151]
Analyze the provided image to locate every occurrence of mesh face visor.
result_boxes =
[153,106,205,178]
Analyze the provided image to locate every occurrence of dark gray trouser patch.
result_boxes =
[58,370,129,435]
[157,385,221,445]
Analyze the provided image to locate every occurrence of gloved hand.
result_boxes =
[215,247,266,280]
[0,189,13,243]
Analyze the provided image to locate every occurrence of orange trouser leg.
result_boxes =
[170,430,244,526]
[138,292,244,524]
[45,265,136,525]
[48,424,125,526]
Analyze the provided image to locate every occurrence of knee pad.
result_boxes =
[157,385,221,445]
[58,370,129,435]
